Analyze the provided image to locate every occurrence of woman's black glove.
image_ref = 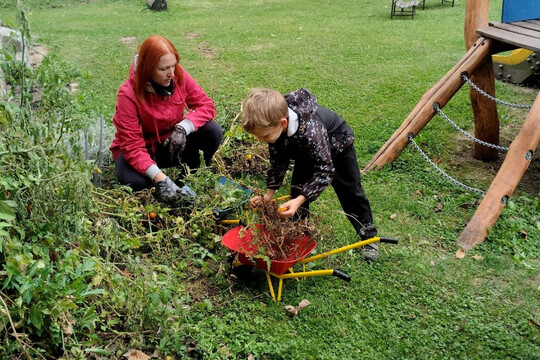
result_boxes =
[164,124,187,161]
[154,176,194,203]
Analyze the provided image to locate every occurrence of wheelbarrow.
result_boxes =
[222,223,398,301]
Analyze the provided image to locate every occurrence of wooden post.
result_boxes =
[363,37,494,172]
[465,0,499,161]
[458,91,540,250]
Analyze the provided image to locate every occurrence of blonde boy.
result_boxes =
[242,88,379,260]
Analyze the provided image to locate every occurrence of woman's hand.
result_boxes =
[277,195,306,218]
[164,124,187,161]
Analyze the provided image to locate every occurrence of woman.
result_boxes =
[110,35,223,203]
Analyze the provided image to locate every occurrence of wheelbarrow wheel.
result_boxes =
[227,254,254,277]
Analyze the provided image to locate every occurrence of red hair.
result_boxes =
[134,35,183,103]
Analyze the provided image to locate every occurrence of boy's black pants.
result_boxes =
[290,144,377,239]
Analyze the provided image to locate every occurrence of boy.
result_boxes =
[241,88,379,260]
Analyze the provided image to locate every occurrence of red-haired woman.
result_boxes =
[110,35,222,203]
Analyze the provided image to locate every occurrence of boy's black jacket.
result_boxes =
[267,88,355,202]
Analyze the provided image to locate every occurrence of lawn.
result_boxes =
[0,0,539,359]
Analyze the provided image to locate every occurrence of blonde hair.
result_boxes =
[241,88,288,133]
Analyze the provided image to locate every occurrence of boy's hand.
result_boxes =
[278,196,306,218]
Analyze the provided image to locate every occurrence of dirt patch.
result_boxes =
[28,44,48,69]
[185,32,200,39]
[197,42,217,59]
[119,36,137,44]
[118,36,138,50]
[183,262,222,301]
[449,117,540,196]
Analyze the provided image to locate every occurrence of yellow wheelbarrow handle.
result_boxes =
[273,195,291,202]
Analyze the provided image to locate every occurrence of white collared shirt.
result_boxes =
[287,108,299,137]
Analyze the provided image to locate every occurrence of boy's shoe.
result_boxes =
[362,243,379,261]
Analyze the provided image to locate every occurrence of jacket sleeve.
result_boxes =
[181,69,216,130]
[299,121,335,201]
[112,89,156,175]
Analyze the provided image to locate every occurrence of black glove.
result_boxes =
[164,124,187,161]
[154,176,195,203]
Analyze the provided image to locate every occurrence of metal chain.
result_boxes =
[407,133,486,195]
[434,103,509,152]
[461,73,532,109]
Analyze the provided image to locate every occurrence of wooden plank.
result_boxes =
[396,1,419,8]
[490,22,540,39]
[477,27,540,51]
[458,91,540,250]
[513,21,540,32]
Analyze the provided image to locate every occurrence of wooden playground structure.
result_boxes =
[363,0,540,250]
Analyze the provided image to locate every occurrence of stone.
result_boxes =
[0,26,30,67]
[146,0,167,11]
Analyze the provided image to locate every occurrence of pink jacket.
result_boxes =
[109,66,216,175]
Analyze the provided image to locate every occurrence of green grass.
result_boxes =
[1,0,539,359]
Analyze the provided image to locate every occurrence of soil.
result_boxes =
[197,42,217,59]
[449,111,540,197]
[184,32,200,39]
[118,36,137,44]
[28,44,48,68]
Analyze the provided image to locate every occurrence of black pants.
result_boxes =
[114,121,223,191]
[290,144,377,239]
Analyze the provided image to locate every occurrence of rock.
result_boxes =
[146,0,167,11]
[0,26,30,67]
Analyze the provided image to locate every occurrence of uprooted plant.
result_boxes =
[245,195,324,262]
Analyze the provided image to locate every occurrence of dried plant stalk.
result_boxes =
[249,198,320,261]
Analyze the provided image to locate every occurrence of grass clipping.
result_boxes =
[248,199,322,262]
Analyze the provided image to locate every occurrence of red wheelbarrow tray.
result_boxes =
[221,224,317,275]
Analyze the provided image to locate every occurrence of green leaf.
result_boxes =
[78,259,99,274]
[84,348,111,356]
[29,305,44,330]
[160,289,171,304]
[82,288,104,297]
[0,201,16,221]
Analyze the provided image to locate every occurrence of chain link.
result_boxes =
[434,103,509,152]
[461,73,532,109]
[401,73,532,195]
[407,133,486,195]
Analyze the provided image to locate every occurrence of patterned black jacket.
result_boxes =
[267,88,355,201]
